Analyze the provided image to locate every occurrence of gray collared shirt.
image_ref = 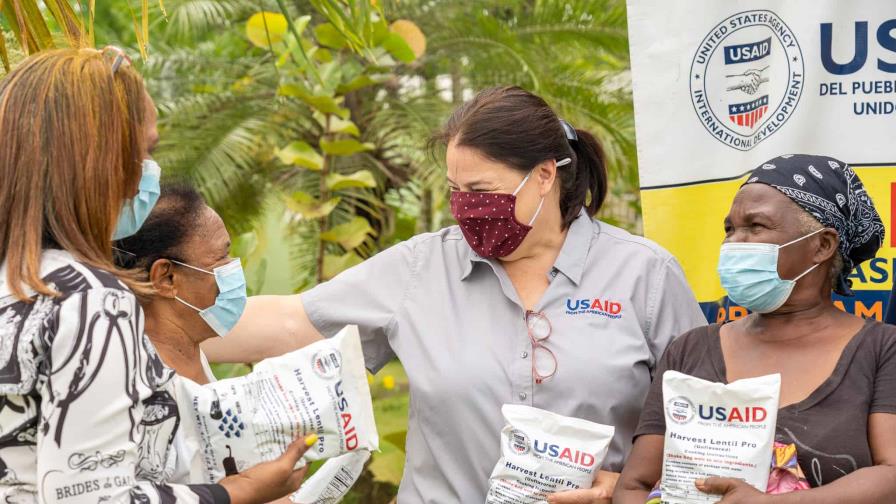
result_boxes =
[302,212,705,503]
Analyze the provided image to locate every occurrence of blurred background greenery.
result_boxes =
[1,1,637,500]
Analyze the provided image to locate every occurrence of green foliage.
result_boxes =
[367,361,409,486]
[379,0,638,225]
[277,141,325,170]
[320,216,375,249]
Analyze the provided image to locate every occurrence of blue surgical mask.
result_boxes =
[173,258,247,337]
[717,228,823,314]
[113,159,161,240]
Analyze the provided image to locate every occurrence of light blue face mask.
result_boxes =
[717,228,823,314]
[113,159,161,240]
[173,258,247,337]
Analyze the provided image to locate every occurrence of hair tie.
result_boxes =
[559,119,578,142]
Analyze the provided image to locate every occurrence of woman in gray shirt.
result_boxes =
[206,86,706,503]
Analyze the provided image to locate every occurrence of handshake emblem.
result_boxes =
[726,66,769,95]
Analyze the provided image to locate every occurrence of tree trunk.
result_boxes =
[316,115,331,284]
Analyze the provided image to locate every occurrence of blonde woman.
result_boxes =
[0,48,310,504]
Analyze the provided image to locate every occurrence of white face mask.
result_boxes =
[717,228,824,313]
[173,258,247,337]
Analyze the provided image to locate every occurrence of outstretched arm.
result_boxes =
[201,294,323,363]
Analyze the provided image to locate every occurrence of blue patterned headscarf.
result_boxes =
[744,154,885,295]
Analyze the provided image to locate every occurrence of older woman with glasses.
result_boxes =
[615,155,896,503]
[203,86,707,503]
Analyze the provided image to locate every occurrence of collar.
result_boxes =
[550,210,592,285]
[459,241,487,281]
[460,209,593,285]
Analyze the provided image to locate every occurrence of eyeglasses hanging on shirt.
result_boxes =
[525,310,557,384]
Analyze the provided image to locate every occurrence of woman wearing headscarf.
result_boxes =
[615,154,896,503]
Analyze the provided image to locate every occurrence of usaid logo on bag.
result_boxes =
[508,429,531,455]
[312,349,342,379]
[665,396,696,424]
[690,10,804,151]
[666,395,770,425]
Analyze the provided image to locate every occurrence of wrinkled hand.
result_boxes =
[547,470,619,504]
[696,477,771,504]
[220,435,315,504]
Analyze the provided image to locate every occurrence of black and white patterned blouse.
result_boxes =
[0,250,229,504]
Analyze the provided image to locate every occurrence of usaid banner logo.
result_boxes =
[690,11,805,151]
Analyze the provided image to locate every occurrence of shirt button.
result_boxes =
[518,392,527,401]
[521,351,528,359]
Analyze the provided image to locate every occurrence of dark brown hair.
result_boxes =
[433,86,608,229]
[114,183,207,275]
[0,48,148,300]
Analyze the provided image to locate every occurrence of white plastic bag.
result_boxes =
[486,404,615,503]
[291,450,370,504]
[175,325,378,482]
[661,371,781,504]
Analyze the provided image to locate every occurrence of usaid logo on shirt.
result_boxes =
[565,298,623,319]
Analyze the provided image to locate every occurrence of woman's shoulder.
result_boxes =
[862,318,896,338]
[667,323,717,351]
[0,251,138,395]
[408,225,466,248]
[856,319,896,359]
[590,218,677,264]
[399,225,475,263]
[0,249,132,303]
[40,250,131,300]
[661,323,720,370]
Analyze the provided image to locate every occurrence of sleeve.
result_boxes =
[644,256,707,374]
[37,287,230,504]
[301,239,418,373]
[870,328,896,414]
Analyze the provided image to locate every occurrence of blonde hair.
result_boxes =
[0,48,148,300]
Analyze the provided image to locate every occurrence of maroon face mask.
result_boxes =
[450,159,569,258]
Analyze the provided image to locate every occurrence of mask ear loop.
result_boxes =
[170,259,215,276]
[780,227,825,282]
[175,295,204,312]
[513,157,571,226]
[779,227,825,249]
[170,259,218,312]
[791,262,821,282]
[511,172,532,197]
